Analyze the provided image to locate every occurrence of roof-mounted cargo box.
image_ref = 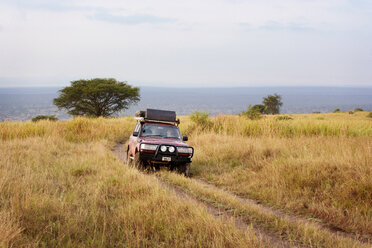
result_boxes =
[135,109,180,124]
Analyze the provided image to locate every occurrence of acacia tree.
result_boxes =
[54,78,140,117]
[262,93,283,115]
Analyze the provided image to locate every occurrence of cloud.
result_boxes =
[260,21,314,32]
[1,0,371,87]
[91,11,175,25]
[5,0,175,26]
[240,21,314,32]
[6,0,107,13]
[239,22,252,30]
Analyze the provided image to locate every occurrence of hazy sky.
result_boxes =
[0,0,371,87]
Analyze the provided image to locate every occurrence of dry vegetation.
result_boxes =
[180,112,372,238]
[0,118,265,247]
[158,171,369,248]
[1,111,371,247]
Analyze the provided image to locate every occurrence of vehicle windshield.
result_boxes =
[140,123,181,139]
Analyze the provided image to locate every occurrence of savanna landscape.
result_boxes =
[2,0,372,247]
[1,111,371,247]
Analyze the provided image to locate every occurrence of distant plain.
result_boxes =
[1,86,372,121]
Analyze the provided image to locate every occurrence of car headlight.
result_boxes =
[160,145,167,152]
[177,147,193,154]
[168,146,175,153]
[141,144,158,151]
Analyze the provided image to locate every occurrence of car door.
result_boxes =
[128,122,141,157]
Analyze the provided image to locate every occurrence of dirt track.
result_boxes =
[113,142,295,248]
[112,142,371,247]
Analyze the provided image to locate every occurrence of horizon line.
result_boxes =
[1,85,372,89]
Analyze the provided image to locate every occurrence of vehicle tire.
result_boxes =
[177,163,190,177]
[134,152,145,170]
[127,149,132,164]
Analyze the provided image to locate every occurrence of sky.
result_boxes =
[0,0,371,88]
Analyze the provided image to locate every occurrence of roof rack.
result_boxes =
[135,109,180,125]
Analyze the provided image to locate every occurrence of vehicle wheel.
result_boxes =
[177,163,190,177]
[134,152,145,170]
[127,149,132,164]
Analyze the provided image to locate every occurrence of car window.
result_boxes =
[134,122,141,132]
[141,124,181,139]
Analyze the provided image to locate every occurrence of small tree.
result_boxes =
[333,108,340,113]
[54,78,140,117]
[251,104,266,114]
[240,105,262,120]
[262,94,283,115]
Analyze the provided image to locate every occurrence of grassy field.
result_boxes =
[0,118,265,247]
[0,111,371,247]
[181,112,372,237]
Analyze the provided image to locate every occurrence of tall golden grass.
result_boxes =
[1,111,371,246]
[0,118,264,247]
[0,117,135,143]
[183,112,372,236]
[181,112,372,138]
[158,171,369,248]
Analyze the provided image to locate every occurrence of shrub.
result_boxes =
[354,108,364,112]
[240,105,262,120]
[312,112,321,114]
[32,115,58,122]
[190,110,211,128]
[367,112,372,118]
[276,115,293,121]
[251,104,266,114]
[333,108,340,113]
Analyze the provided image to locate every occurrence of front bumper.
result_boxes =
[139,143,193,165]
[139,152,192,164]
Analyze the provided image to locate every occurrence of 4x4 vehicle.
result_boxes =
[127,109,194,176]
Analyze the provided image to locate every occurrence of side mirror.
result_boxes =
[182,136,188,141]
[132,131,139,137]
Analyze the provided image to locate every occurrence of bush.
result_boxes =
[276,115,293,121]
[354,108,364,112]
[190,110,211,127]
[312,112,321,114]
[32,115,58,122]
[251,104,266,114]
[333,108,340,113]
[240,105,262,120]
[262,94,283,115]
[367,112,372,118]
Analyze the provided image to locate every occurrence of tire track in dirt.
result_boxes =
[155,177,295,248]
[113,142,293,248]
[112,142,371,247]
[192,178,371,245]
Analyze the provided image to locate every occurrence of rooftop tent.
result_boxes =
[136,109,178,123]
